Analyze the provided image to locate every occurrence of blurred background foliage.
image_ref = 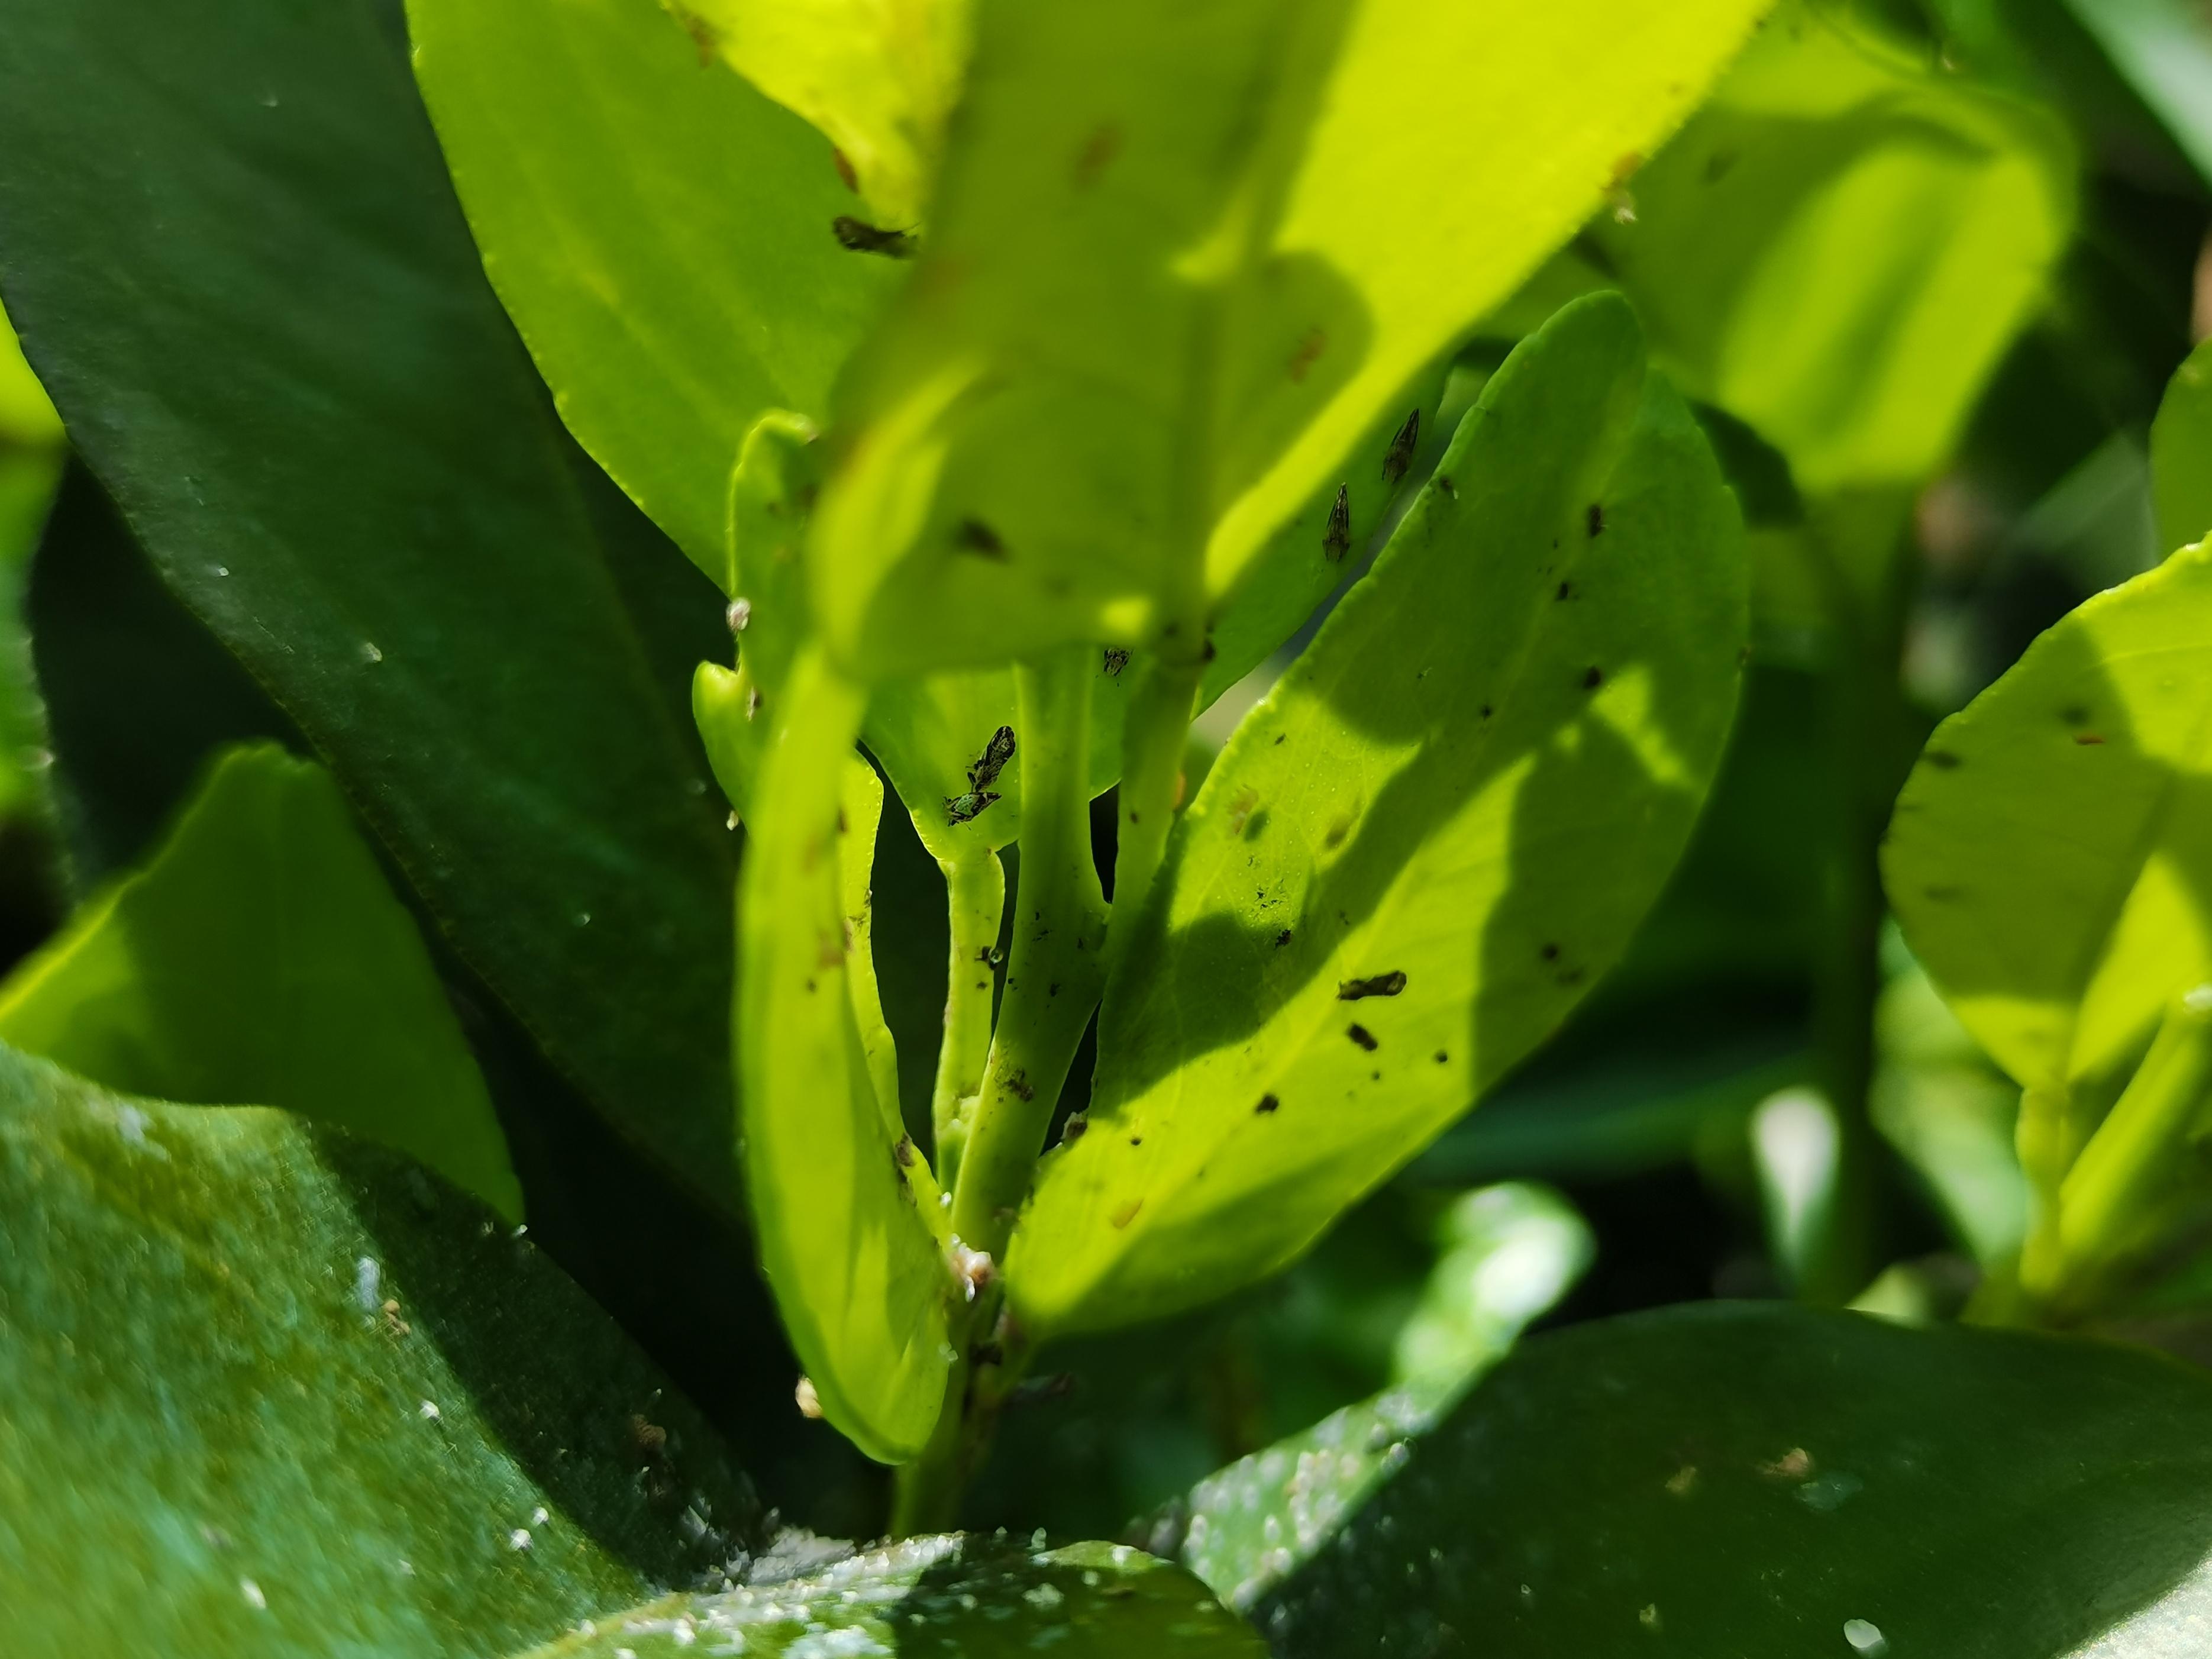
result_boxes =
[5,0,2212,1542]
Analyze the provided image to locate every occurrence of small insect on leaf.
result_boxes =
[1323,483,1352,560]
[952,517,1009,560]
[968,725,1018,792]
[830,215,916,258]
[1587,502,1606,537]
[1383,408,1420,485]
[1337,971,1407,1000]
[944,789,1001,825]
[1102,647,1131,676]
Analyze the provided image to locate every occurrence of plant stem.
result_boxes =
[950,650,1108,1263]
[1107,650,1202,951]
[929,848,1005,1187]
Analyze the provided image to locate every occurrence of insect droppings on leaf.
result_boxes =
[1323,484,1352,560]
[1255,1094,1280,1114]
[1587,502,1605,537]
[831,216,916,257]
[1556,580,1574,601]
[1347,1024,1378,1051]
[1583,666,1604,690]
[1383,409,1420,485]
[1006,1069,1035,1101]
[1433,1050,1448,1064]
[1338,971,1407,1000]
[1274,929,1293,948]
[953,517,1008,559]
[1102,647,1131,676]
[1926,751,1962,770]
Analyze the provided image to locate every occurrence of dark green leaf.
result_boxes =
[0,1043,761,1654]
[0,0,740,1205]
[0,743,520,1219]
[2151,335,2212,554]
[1182,1303,2212,1657]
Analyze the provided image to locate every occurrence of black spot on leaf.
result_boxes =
[1338,971,1407,1000]
[1347,1024,1378,1051]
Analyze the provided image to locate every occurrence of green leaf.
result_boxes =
[0,291,59,448]
[0,744,521,1220]
[515,1535,1263,1657]
[735,648,952,1464]
[1884,543,2212,1098]
[1007,295,1748,1335]
[1592,0,2077,498]
[2152,336,2212,555]
[407,0,902,583]
[0,0,742,1206]
[1175,1302,2212,1656]
[806,0,1768,679]
[0,1042,762,1654]
[2058,0,2212,187]
[679,0,970,233]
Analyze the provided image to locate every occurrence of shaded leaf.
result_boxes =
[0,744,520,1219]
[1884,543,2212,1096]
[408,0,903,583]
[1188,1303,2212,1657]
[2151,335,2212,554]
[0,0,741,1204]
[2058,0,2212,187]
[0,1044,761,1655]
[1007,295,1747,1335]
[517,1534,1262,1657]
[806,0,1768,677]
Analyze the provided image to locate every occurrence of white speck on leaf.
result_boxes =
[354,1257,380,1313]
[1844,1619,1887,1655]
[531,1506,548,1527]
[418,1400,440,1422]
[510,1529,532,1551]
[239,1578,266,1610]
[359,641,382,664]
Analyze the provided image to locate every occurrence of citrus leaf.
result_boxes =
[514,1534,1262,1657]
[0,0,742,1206]
[1007,295,1748,1335]
[805,0,1769,678]
[1884,543,2212,1096]
[2152,336,2212,555]
[0,744,520,1221]
[1177,1303,2212,1657]
[0,1043,761,1654]
[735,648,952,1464]
[407,0,903,585]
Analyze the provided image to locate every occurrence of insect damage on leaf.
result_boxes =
[1383,409,1420,484]
[1337,971,1407,1000]
[831,216,916,258]
[1323,484,1352,560]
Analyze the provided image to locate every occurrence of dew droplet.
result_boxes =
[240,1578,267,1610]
[1843,1618,1887,1655]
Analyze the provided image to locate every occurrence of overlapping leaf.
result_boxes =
[805,0,1769,677]
[1007,296,1747,1334]
[2152,335,2212,554]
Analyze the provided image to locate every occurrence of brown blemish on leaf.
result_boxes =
[831,147,859,193]
[2074,733,2106,745]
[1289,326,1326,382]
[1110,1198,1144,1229]
[1072,122,1122,189]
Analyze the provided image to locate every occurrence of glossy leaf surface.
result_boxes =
[735,650,951,1463]
[1009,296,1747,1334]
[2152,335,2212,555]
[518,1535,1262,1657]
[409,0,902,581]
[806,0,1767,677]
[0,1045,760,1655]
[1191,1303,2212,1657]
[1885,543,2212,1093]
[0,0,740,1203]
[0,744,520,1219]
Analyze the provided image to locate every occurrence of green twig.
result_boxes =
[1106,650,1202,959]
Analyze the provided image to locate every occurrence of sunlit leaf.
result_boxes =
[1176,1303,2212,1657]
[677,0,970,234]
[1007,296,1747,1335]
[806,0,1768,677]
[514,1534,1262,1657]
[0,744,520,1219]
[2152,335,2212,555]
[1885,543,2212,1096]
[0,1044,761,1654]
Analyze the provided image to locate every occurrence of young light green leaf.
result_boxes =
[2152,336,2212,555]
[1593,0,2076,498]
[1007,295,1748,1335]
[735,648,952,1463]
[407,0,901,579]
[1177,1303,2212,1657]
[0,744,519,1221]
[514,1534,1262,1657]
[677,0,970,233]
[805,0,1769,678]
[1884,543,2212,1098]
[0,1044,761,1654]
